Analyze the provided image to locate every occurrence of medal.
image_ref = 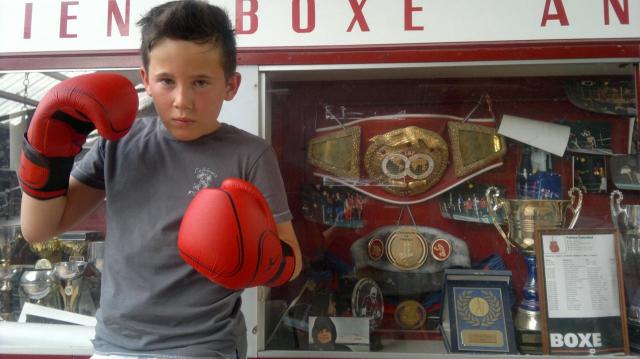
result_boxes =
[395,300,426,330]
[351,277,384,328]
[368,237,385,261]
[386,227,428,271]
[431,238,452,261]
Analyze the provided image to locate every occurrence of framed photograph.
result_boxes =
[610,154,640,190]
[308,316,370,352]
[572,155,607,194]
[535,229,629,355]
[439,269,518,354]
[301,184,367,228]
[438,182,504,224]
[562,119,613,155]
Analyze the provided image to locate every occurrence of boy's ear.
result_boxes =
[139,67,152,96]
[224,72,241,101]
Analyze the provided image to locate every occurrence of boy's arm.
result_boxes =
[20,177,105,243]
[276,220,302,280]
[17,73,137,243]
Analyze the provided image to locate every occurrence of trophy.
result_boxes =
[610,190,640,351]
[60,240,88,259]
[29,236,62,263]
[88,241,105,273]
[351,277,384,351]
[0,265,19,320]
[53,259,87,313]
[19,268,61,309]
[0,225,20,320]
[0,225,19,267]
[486,186,582,354]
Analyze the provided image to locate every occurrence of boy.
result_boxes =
[19,1,301,358]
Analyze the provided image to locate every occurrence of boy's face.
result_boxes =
[317,328,332,344]
[140,38,240,141]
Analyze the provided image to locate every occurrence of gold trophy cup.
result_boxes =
[610,190,640,351]
[486,186,582,354]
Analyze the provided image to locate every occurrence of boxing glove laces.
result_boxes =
[19,73,138,199]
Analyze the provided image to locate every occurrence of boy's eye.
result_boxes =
[158,78,174,86]
[194,80,209,88]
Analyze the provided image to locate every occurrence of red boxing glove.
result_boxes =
[18,73,138,199]
[178,178,296,290]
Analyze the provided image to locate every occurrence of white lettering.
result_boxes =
[565,333,579,347]
[550,333,564,347]
[549,332,603,348]
[578,333,592,347]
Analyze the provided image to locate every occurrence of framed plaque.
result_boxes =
[535,229,630,355]
[439,268,518,354]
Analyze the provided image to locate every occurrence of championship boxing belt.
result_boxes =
[308,114,506,205]
[350,225,470,295]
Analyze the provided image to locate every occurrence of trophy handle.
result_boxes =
[610,190,626,231]
[565,187,583,229]
[485,186,515,254]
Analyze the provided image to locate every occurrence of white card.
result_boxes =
[498,114,571,157]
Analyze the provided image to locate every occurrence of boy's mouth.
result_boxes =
[172,117,194,126]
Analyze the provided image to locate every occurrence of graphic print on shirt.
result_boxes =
[188,167,218,196]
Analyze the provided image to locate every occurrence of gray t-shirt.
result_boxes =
[72,117,292,358]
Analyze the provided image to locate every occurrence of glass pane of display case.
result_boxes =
[0,70,144,324]
[260,62,638,355]
[0,62,638,358]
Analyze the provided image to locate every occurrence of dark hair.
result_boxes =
[137,0,237,78]
[311,316,337,344]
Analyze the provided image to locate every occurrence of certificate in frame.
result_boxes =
[535,228,630,355]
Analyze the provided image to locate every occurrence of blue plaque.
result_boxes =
[440,269,518,354]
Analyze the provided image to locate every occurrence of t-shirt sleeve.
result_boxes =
[70,138,106,189]
[248,146,293,223]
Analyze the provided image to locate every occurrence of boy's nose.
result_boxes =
[173,86,194,111]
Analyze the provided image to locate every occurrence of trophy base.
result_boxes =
[515,307,542,354]
[629,321,640,352]
[370,334,384,351]
[0,289,12,318]
[516,329,542,354]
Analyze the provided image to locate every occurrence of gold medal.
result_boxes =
[386,227,428,271]
[395,300,426,330]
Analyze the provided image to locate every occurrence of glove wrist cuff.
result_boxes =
[19,137,75,199]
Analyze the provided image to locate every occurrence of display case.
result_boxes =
[253,61,639,357]
[0,65,638,359]
[1,1,640,358]
[0,61,639,359]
